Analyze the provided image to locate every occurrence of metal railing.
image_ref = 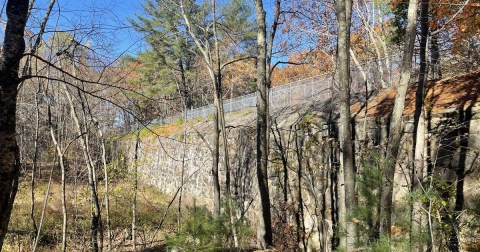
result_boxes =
[151,73,334,125]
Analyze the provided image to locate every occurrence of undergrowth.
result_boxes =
[6,176,175,251]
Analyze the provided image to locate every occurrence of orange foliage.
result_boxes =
[222,59,257,98]
[123,60,144,90]
[429,0,480,56]
[270,50,334,87]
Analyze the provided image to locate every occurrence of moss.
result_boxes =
[174,117,185,125]
[299,112,315,126]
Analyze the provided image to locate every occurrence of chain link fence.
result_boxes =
[151,72,334,125]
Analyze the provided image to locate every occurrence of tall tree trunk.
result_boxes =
[94,120,112,251]
[32,155,56,252]
[0,0,29,248]
[77,91,104,251]
[175,78,189,231]
[63,83,102,252]
[48,105,68,252]
[178,59,193,109]
[294,126,307,250]
[177,111,187,232]
[211,1,237,244]
[179,0,222,218]
[254,0,273,248]
[381,0,418,236]
[335,0,356,248]
[411,0,430,249]
[211,89,222,218]
[132,132,140,252]
[430,30,442,79]
[30,84,41,240]
[448,108,472,251]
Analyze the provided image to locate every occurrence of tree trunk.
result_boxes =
[335,0,356,248]
[254,0,273,248]
[294,126,307,250]
[32,155,56,252]
[30,84,41,240]
[448,108,472,251]
[411,0,429,249]
[48,105,68,252]
[132,132,140,252]
[95,120,112,251]
[211,83,222,218]
[179,1,222,218]
[381,0,418,236]
[63,83,102,252]
[178,59,193,109]
[430,31,442,79]
[211,1,237,244]
[176,83,188,231]
[0,0,29,248]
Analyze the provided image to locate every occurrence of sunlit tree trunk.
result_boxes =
[253,0,273,248]
[94,119,112,251]
[411,0,430,249]
[381,0,418,237]
[62,81,103,252]
[335,0,356,248]
[179,0,222,217]
[132,132,140,251]
[30,84,41,240]
[48,104,68,252]
[0,0,29,248]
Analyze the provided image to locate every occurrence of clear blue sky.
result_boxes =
[53,0,281,58]
[0,0,147,62]
[0,0,284,63]
[55,0,146,58]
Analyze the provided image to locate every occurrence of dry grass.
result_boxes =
[5,176,177,251]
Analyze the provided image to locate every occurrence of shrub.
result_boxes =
[166,205,224,251]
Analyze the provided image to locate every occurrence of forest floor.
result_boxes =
[4,170,177,251]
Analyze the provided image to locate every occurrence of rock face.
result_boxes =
[116,71,480,251]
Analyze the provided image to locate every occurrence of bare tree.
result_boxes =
[62,68,103,251]
[334,0,356,248]
[0,0,30,248]
[30,83,41,239]
[253,0,273,248]
[132,131,140,251]
[48,99,69,252]
[381,0,419,236]
[178,0,223,217]
[411,0,430,249]
[93,117,113,251]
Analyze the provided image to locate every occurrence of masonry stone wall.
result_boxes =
[116,102,480,251]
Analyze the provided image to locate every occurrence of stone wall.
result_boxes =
[116,100,480,251]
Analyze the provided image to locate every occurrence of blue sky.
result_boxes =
[0,0,285,63]
[56,0,146,57]
[53,0,280,54]
[0,0,148,62]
